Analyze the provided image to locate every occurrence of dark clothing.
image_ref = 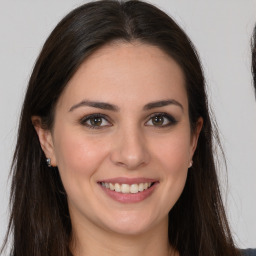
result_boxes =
[241,249,256,256]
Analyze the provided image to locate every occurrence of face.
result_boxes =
[35,42,202,237]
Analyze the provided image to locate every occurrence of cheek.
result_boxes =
[53,128,109,185]
[151,132,191,206]
[153,132,192,173]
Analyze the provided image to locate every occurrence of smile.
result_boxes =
[100,182,153,194]
[98,178,158,203]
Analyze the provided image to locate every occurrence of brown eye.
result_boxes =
[89,117,103,126]
[152,116,164,126]
[145,113,177,128]
[80,114,111,129]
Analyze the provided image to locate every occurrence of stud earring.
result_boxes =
[189,160,193,168]
[46,158,51,167]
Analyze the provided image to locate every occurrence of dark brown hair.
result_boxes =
[252,25,256,96]
[2,1,240,255]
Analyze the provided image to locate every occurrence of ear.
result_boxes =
[190,117,203,159]
[31,116,57,167]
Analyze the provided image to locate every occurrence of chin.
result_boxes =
[100,210,166,237]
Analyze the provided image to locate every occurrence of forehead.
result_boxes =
[57,42,188,111]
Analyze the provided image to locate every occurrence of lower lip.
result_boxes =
[99,183,158,203]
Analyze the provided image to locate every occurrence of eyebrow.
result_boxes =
[143,99,184,112]
[69,99,183,112]
[69,100,119,112]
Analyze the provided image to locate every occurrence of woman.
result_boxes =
[1,1,255,255]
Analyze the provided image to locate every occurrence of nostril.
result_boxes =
[109,136,150,169]
[116,161,126,167]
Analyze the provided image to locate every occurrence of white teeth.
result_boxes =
[101,182,152,194]
[138,183,144,192]
[121,184,130,194]
[114,183,121,192]
[109,183,115,190]
[130,184,139,193]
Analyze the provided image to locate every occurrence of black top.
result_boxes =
[241,249,256,256]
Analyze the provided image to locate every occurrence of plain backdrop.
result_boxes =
[0,0,256,250]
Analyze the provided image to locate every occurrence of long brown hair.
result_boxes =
[252,25,256,96]
[2,1,240,255]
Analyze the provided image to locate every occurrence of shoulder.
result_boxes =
[240,249,256,256]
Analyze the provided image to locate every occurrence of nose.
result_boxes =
[110,127,150,170]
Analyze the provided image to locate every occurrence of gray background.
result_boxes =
[0,0,256,250]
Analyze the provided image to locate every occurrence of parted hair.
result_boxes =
[2,1,240,256]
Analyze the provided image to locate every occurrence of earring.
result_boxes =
[46,158,51,167]
[189,160,193,168]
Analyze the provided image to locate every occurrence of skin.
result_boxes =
[33,42,203,256]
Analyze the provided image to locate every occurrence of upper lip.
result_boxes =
[98,177,158,185]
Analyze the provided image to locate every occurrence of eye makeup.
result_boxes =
[145,112,178,128]
[78,111,178,130]
[79,113,112,129]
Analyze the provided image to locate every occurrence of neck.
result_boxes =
[70,217,178,256]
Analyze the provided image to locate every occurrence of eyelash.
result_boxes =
[145,112,177,128]
[80,113,111,129]
[79,112,177,129]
